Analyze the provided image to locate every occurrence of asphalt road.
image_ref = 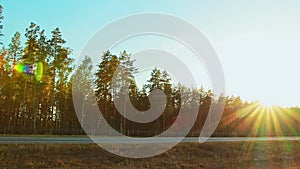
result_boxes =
[1,136,300,144]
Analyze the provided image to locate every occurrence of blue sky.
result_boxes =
[2,0,300,107]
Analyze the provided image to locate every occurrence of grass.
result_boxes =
[1,141,300,168]
[0,134,89,137]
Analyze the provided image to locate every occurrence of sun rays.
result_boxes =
[219,102,300,137]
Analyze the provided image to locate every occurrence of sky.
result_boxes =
[2,0,300,107]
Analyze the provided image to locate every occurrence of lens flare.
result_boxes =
[34,62,43,81]
[13,62,43,81]
[14,63,26,73]
[219,102,300,137]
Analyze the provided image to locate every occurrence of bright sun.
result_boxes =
[259,99,278,108]
[230,101,293,137]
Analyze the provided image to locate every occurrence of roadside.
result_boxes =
[1,141,300,168]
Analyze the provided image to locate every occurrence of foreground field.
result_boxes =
[1,141,300,169]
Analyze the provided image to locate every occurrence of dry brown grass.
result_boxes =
[1,141,300,168]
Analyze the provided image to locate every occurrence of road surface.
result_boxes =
[1,136,300,144]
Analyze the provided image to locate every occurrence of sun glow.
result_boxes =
[219,101,300,137]
[258,102,278,114]
[259,99,278,108]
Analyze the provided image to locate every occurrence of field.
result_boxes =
[1,140,300,169]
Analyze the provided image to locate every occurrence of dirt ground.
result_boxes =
[1,141,300,169]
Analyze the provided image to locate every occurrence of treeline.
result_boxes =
[1,5,300,136]
[0,6,80,134]
[90,51,215,136]
[75,51,300,137]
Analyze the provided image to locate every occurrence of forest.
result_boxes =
[1,5,300,137]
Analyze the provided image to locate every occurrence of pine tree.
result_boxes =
[95,51,120,132]
[49,27,73,133]
[6,32,23,133]
[7,32,22,74]
[20,22,41,133]
[116,51,137,134]
[71,56,93,134]
[147,68,162,91]
[36,29,51,133]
